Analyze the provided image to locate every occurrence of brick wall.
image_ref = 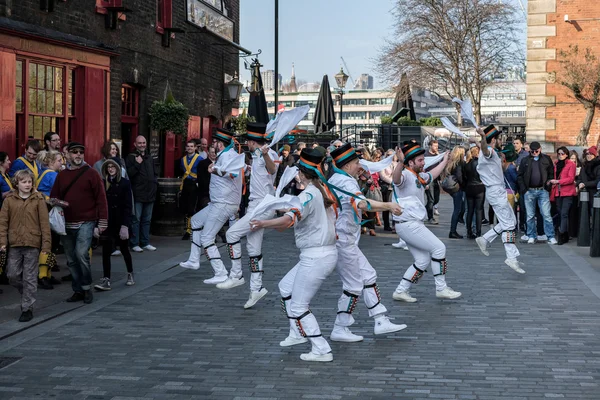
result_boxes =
[527,0,600,149]
[3,0,240,148]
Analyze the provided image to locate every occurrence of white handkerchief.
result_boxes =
[249,194,302,221]
[424,152,446,170]
[452,98,479,129]
[214,151,246,175]
[268,106,310,148]
[276,166,299,197]
[359,154,395,173]
[440,117,468,138]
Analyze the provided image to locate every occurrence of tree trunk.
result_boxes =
[577,105,596,146]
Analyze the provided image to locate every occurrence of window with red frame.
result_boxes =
[156,0,173,33]
[121,84,139,121]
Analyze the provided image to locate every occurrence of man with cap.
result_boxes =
[216,122,279,309]
[517,140,556,244]
[391,142,462,303]
[179,139,203,240]
[328,143,407,342]
[179,128,244,284]
[473,125,526,273]
[50,142,108,304]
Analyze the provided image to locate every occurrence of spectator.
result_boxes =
[293,142,306,162]
[578,146,600,198]
[358,149,380,236]
[425,139,441,223]
[311,142,319,149]
[0,169,51,322]
[0,152,12,208]
[517,141,556,244]
[379,149,397,232]
[179,140,202,240]
[445,146,466,239]
[513,138,528,232]
[570,150,582,176]
[513,138,528,167]
[126,136,158,253]
[523,142,530,152]
[9,139,42,179]
[197,138,208,159]
[36,150,62,198]
[50,142,108,304]
[502,151,518,209]
[94,159,135,291]
[44,132,61,152]
[549,147,576,245]
[93,142,127,179]
[275,144,295,190]
[464,146,485,239]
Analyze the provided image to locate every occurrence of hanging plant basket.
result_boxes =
[149,91,190,136]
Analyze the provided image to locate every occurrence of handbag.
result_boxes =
[441,174,459,194]
[49,166,90,235]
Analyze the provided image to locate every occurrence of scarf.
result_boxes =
[556,159,566,179]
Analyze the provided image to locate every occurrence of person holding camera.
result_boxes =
[126,136,158,253]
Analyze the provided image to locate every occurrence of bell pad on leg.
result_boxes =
[502,230,517,244]
[431,257,447,277]
[227,241,242,260]
[290,310,322,338]
[402,264,425,284]
[337,290,359,314]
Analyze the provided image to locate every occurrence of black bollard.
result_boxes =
[578,190,591,247]
[591,195,600,257]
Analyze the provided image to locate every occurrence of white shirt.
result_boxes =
[198,151,208,159]
[392,169,431,222]
[210,148,243,205]
[286,183,336,250]
[476,148,504,188]
[249,149,278,201]
[329,172,366,242]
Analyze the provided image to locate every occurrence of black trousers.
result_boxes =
[426,181,440,220]
[466,192,485,236]
[556,196,574,234]
[382,188,392,229]
[101,237,133,279]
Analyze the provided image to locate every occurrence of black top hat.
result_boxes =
[242,122,269,143]
[298,148,326,170]
[331,143,359,169]
[401,142,425,165]
[484,124,500,143]
[214,128,235,144]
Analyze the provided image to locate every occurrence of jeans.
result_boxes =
[62,221,95,293]
[555,196,574,234]
[130,201,154,247]
[525,189,554,239]
[466,192,485,235]
[450,190,465,233]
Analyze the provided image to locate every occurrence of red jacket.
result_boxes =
[550,159,576,200]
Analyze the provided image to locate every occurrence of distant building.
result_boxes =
[354,74,374,90]
[261,69,282,92]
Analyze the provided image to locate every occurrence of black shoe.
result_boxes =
[482,218,489,225]
[384,226,393,231]
[84,289,93,304]
[458,218,465,224]
[66,292,84,302]
[18,309,33,322]
[467,231,476,239]
[51,264,60,272]
[182,232,190,241]
[61,274,73,282]
[38,277,54,290]
[449,232,464,239]
[48,276,61,285]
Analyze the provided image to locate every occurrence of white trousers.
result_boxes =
[279,245,337,355]
[395,220,448,293]
[334,232,387,327]
[189,202,239,276]
[482,186,520,260]
[226,200,275,292]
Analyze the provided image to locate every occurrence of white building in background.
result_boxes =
[354,74,374,90]
[240,88,450,133]
[260,69,282,92]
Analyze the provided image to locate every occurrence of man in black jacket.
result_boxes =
[126,135,159,252]
[516,141,556,244]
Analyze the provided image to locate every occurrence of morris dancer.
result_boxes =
[217,122,279,309]
[250,148,337,362]
[328,143,407,342]
[179,128,244,284]
[473,126,525,274]
[391,142,462,303]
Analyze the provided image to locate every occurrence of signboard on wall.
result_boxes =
[186,0,234,42]
[149,130,160,160]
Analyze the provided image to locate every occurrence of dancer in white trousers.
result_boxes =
[250,148,337,362]
[327,143,407,342]
[179,128,244,284]
[391,142,462,303]
[217,122,279,309]
[473,125,525,274]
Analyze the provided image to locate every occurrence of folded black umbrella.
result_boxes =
[248,70,270,124]
[313,75,336,133]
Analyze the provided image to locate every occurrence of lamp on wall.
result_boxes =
[221,74,243,116]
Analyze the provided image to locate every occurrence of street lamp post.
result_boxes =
[335,67,349,137]
[221,75,244,118]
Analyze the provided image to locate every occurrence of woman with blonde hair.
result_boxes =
[464,146,485,239]
[444,146,466,239]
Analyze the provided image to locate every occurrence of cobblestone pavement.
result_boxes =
[1,196,600,399]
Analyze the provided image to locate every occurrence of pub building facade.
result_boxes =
[0,0,244,176]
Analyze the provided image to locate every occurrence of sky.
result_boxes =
[238,0,397,89]
[238,0,528,90]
